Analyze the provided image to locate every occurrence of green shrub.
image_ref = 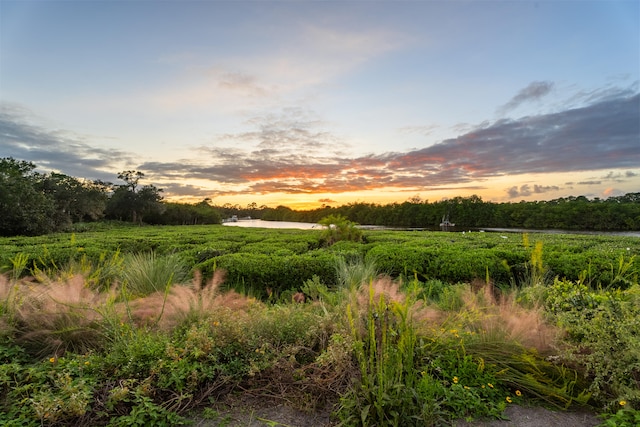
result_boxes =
[121,252,190,297]
[334,256,379,290]
[421,349,511,421]
[214,251,335,296]
[319,214,363,245]
[551,283,640,408]
[0,353,98,426]
[599,406,640,427]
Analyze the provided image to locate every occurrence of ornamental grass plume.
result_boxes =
[346,275,444,347]
[128,269,256,330]
[0,273,20,336]
[13,275,106,357]
[461,280,558,354]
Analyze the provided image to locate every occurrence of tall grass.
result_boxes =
[334,255,379,291]
[9,275,107,357]
[121,251,189,297]
[127,270,255,330]
[1,243,630,425]
[339,278,429,426]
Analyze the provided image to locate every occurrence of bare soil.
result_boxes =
[190,394,602,427]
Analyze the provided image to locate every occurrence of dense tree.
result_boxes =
[1,158,639,235]
[250,194,639,232]
[146,199,222,225]
[105,171,164,223]
[39,172,108,227]
[0,158,55,236]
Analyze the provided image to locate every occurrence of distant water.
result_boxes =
[222,220,640,237]
[222,219,320,230]
[478,227,640,238]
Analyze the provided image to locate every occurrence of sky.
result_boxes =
[1,0,639,210]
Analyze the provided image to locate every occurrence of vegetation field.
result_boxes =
[1,223,639,426]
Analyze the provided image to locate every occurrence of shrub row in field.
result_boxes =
[0,224,638,293]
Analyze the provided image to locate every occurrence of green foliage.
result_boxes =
[6,252,29,280]
[121,251,190,297]
[0,157,112,236]
[105,170,165,224]
[319,214,363,245]
[334,256,379,290]
[0,157,56,236]
[421,350,511,421]
[1,227,640,424]
[300,274,341,308]
[599,407,640,427]
[106,388,189,426]
[549,282,640,407]
[0,353,98,426]
[2,225,637,290]
[366,242,514,285]
[214,251,335,295]
[338,282,427,426]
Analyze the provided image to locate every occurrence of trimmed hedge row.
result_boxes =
[195,250,336,295]
[1,224,638,294]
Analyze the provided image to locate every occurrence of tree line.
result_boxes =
[261,193,640,231]
[0,158,222,236]
[1,157,638,236]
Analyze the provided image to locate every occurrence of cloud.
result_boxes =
[574,170,639,186]
[223,107,342,152]
[506,184,561,199]
[398,124,440,136]
[158,183,214,199]
[423,91,640,178]
[318,198,336,204]
[4,88,638,201]
[603,187,624,197]
[0,104,133,182]
[143,23,411,114]
[498,81,554,113]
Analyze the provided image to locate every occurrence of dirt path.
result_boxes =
[190,395,602,427]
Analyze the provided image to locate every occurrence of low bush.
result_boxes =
[1,229,638,425]
[546,280,640,408]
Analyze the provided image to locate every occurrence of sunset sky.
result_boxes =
[1,0,639,209]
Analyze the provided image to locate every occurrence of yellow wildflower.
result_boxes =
[515,390,522,397]
[84,361,90,366]
[620,400,627,406]
[49,357,56,363]
[453,376,459,384]
[506,397,512,403]
[487,383,494,388]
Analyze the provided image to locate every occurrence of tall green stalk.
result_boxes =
[340,281,422,426]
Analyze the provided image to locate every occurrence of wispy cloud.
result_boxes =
[507,184,561,199]
[0,104,132,181]
[141,23,411,114]
[3,87,638,201]
[498,81,554,113]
